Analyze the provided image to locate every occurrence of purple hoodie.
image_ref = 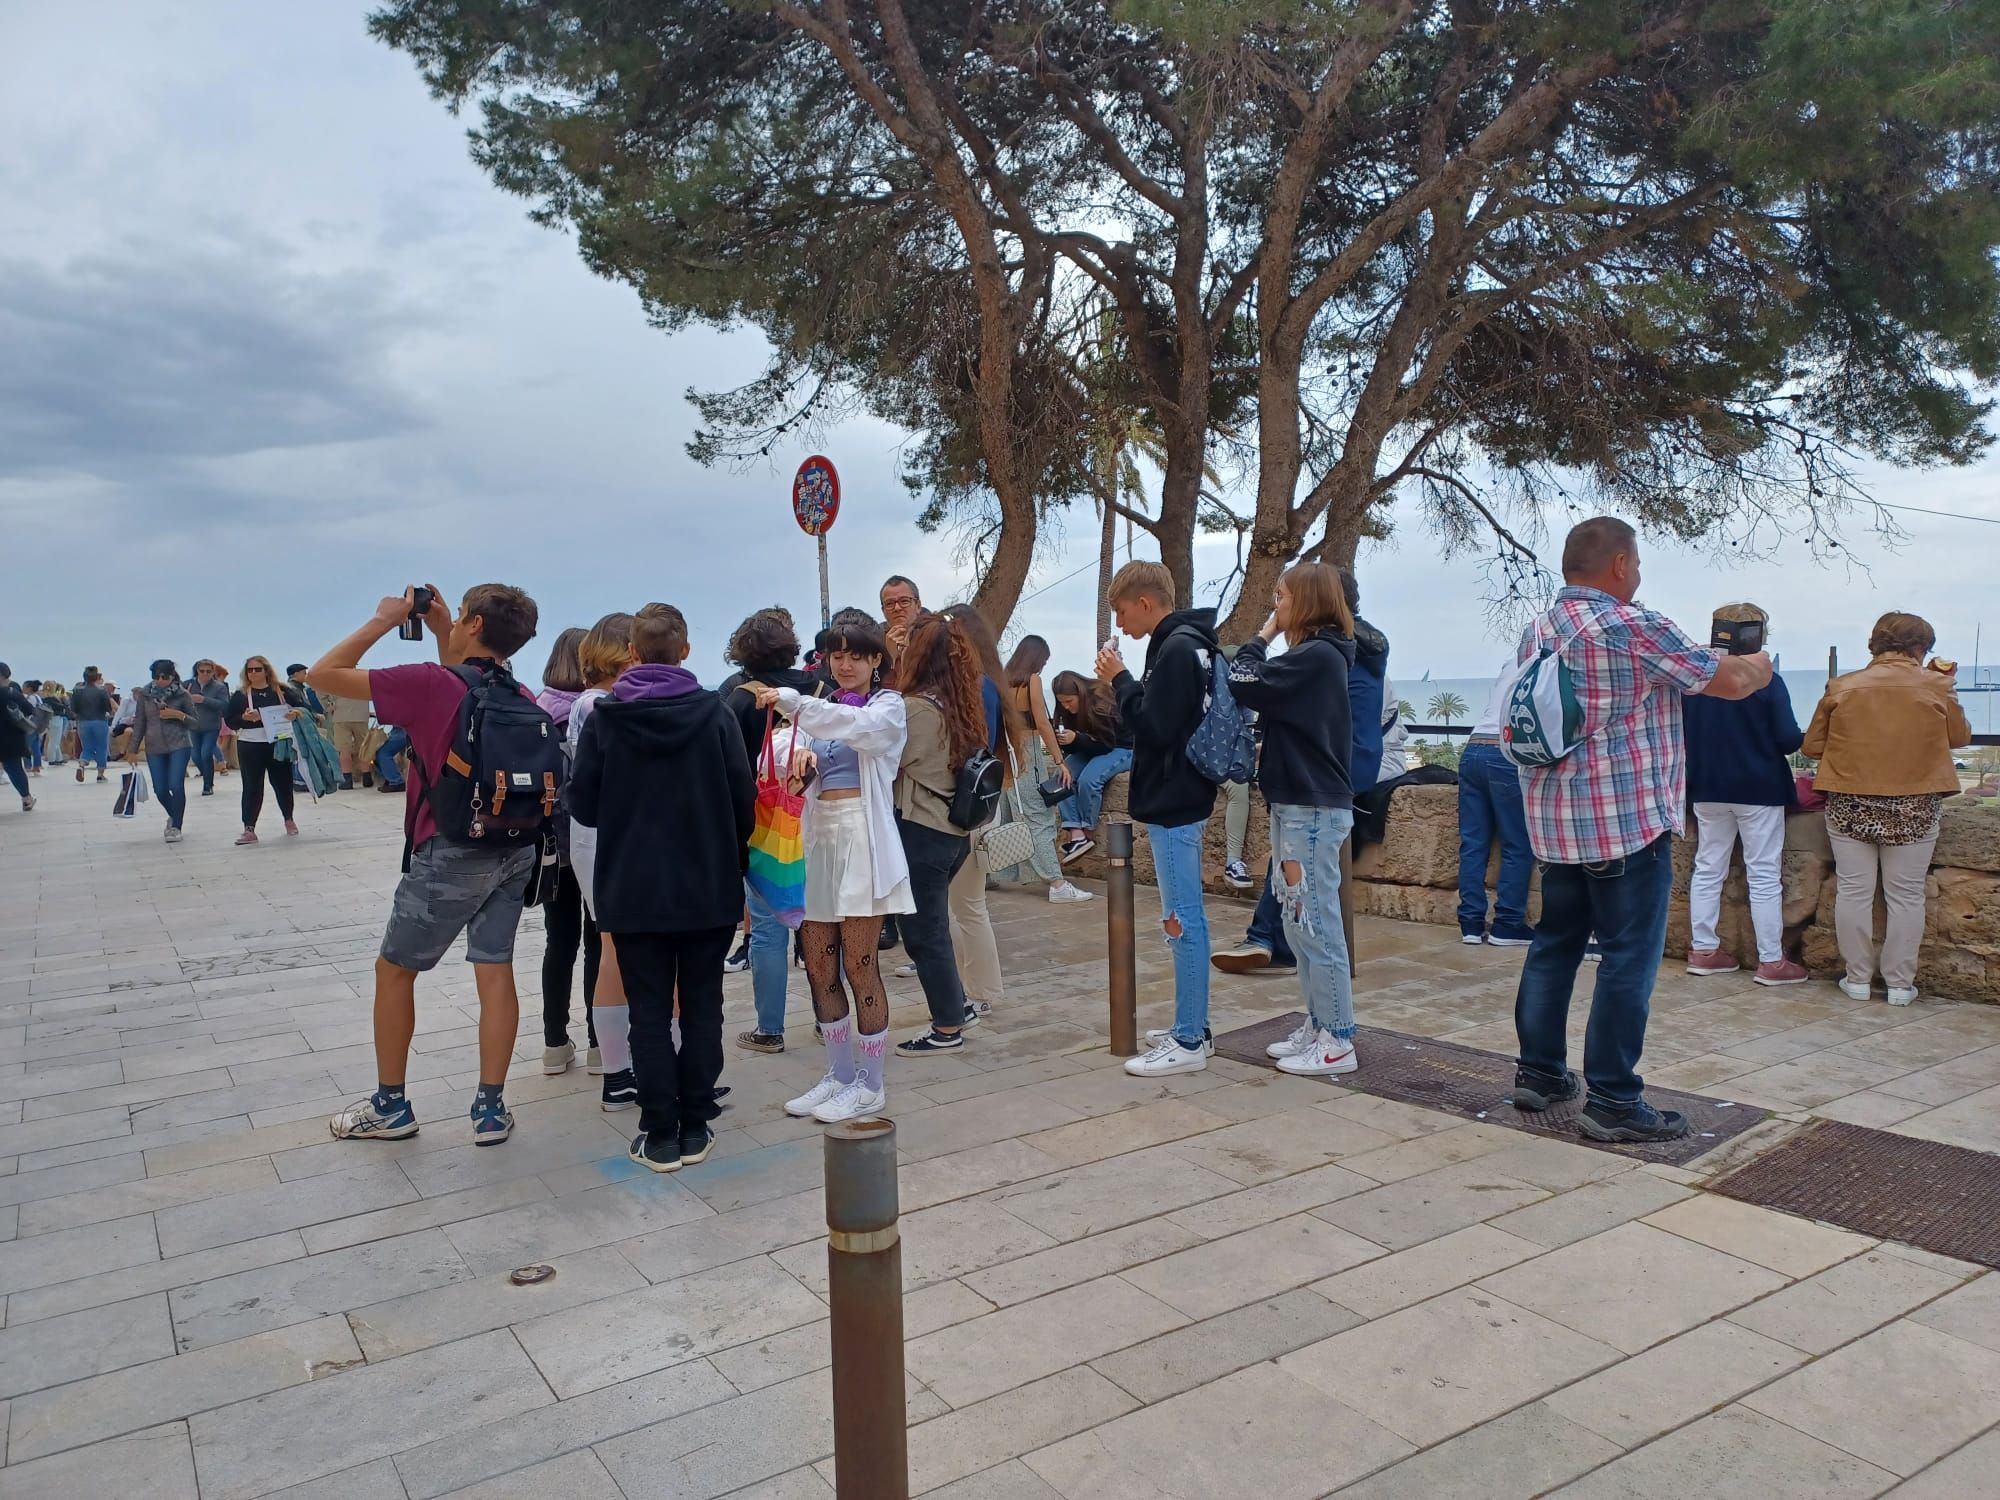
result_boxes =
[536,686,582,723]
[614,664,702,702]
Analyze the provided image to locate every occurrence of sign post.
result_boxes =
[792,455,841,629]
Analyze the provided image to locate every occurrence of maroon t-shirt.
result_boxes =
[369,663,533,852]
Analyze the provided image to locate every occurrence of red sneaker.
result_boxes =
[1754,959,1810,987]
[1685,948,1741,976]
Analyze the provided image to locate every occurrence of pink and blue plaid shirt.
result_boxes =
[1515,586,1719,865]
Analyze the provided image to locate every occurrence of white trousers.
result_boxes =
[1690,802,1786,963]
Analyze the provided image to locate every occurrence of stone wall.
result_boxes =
[1057,772,2000,1003]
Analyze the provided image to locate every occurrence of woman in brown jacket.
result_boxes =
[1802,612,1972,1005]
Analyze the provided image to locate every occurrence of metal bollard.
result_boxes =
[823,1118,908,1500]
[1340,833,1358,980]
[1106,820,1138,1056]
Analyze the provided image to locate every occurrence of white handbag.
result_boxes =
[974,745,1037,873]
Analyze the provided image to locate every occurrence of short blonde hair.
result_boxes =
[578,612,636,687]
[1108,560,1174,609]
[1713,602,1768,624]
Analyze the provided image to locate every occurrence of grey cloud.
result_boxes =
[0,240,420,478]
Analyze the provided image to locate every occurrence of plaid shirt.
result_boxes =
[1515,586,1719,864]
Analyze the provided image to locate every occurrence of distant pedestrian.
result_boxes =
[999,636,1091,904]
[124,659,197,842]
[0,664,36,812]
[227,656,307,844]
[533,627,602,1083]
[1803,611,1972,1006]
[1506,517,1772,1143]
[71,668,113,782]
[188,661,230,797]
[1684,602,1808,986]
[1456,660,1535,946]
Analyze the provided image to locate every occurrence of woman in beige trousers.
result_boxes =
[943,605,1022,1016]
[1801,612,1971,1005]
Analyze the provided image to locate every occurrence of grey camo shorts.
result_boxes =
[380,839,536,971]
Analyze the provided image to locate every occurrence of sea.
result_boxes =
[1401,665,2000,738]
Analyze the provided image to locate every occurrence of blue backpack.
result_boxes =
[1177,630,1256,785]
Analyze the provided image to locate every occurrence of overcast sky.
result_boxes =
[6,2,1999,703]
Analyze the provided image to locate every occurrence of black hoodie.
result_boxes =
[1228,628,1356,808]
[569,684,754,934]
[1113,606,1221,828]
[718,665,825,774]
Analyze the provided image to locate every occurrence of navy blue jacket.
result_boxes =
[1348,618,1390,794]
[1683,677,1802,807]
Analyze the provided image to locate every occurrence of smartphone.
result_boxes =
[1710,618,1766,656]
[1101,637,1120,655]
[398,586,433,642]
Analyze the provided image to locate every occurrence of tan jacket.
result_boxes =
[1802,654,1971,795]
[895,696,961,836]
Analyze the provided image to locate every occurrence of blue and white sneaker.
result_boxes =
[469,1096,514,1146]
[329,1093,418,1141]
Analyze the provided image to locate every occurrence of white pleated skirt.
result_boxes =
[804,796,914,921]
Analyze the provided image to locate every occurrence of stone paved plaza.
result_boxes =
[5,774,2000,1498]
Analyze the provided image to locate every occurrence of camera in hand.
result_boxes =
[398,587,433,642]
[1710,617,1766,656]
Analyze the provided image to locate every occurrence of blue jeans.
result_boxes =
[1060,748,1132,831]
[27,730,42,771]
[2,758,25,799]
[147,747,191,829]
[1456,743,1533,936]
[190,727,221,793]
[1244,873,1297,966]
[1147,820,1210,1046]
[1272,804,1356,1039]
[1514,833,1674,1112]
[375,727,409,788]
[745,878,792,1036]
[78,719,110,771]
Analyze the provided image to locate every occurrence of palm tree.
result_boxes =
[1427,691,1469,727]
[1396,699,1416,723]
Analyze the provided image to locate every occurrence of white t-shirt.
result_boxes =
[1473,660,1515,737]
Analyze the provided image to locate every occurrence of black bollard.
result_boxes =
[1106,820,1138,1056]
[823,1117,908,1500]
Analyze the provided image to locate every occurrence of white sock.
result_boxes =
[670,1016,681,1049]
[595,1005,632,1074]
[855,1030,886,1093]
[820,1017,855,1083]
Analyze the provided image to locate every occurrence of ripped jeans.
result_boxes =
[1271,803,1356,1040]
[1145,820,1211,1046]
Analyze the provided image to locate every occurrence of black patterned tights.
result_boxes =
[799,918,888,1035]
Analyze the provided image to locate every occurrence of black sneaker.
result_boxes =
[679,1126,716,1165]
[1578,1100,1690,1143]
[896,1027,964,1055]
[1060,835,1094,864]
[629,1130,681,1172]
[1508,1068,1581,1112]
[878,925,900,952]
[723,942,750,975]
[736,1030,785,1054]
[601,1069,638,1112]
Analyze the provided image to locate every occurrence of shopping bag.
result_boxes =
[746,710,807,930]
[112,771,140,817]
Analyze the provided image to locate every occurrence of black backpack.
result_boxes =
[415,662,564,846]
[944,745,1005,830]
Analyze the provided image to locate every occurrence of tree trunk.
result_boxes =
[1153,440,1202,612]
[1095,491,1116,645]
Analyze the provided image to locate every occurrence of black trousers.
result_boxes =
[237,740,295,827]
[617,926,735,1136]
[541,863,601,1048]
[895,815,970,1030]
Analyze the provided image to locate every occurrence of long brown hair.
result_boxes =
[899,612,987,770]
[1050,670,1116,747]
[944,603,1022,755]
[1004,635,1051,690]
[1278,562,1356,644]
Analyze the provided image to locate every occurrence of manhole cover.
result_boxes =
[1212,1014,1766,1167]
[1712,1120,2000,1269]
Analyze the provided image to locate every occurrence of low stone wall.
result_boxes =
[1060,773,2000,1003]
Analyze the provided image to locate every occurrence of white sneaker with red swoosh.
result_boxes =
[1275,1030,1358,1076]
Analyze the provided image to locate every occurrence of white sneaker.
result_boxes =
[1887,986,1919,1007]
[1838,978,1874,1003]
[1145,1027,1215,1057]
[1049,882,1094,904]
[894,962,917,979]
[812,1079,887,1123]
[786,1071,849,1118]
[542,1042,575,1076]
[163,825,181,842]
[1275,1029,1358,1076]
[1124,1037,1208,1077]
[1264,1019,1318,1059]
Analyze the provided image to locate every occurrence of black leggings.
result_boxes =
[800,917,888,1036]
[237,741,295,828]
[896,816,970,1031]
[542,863,601,1048]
